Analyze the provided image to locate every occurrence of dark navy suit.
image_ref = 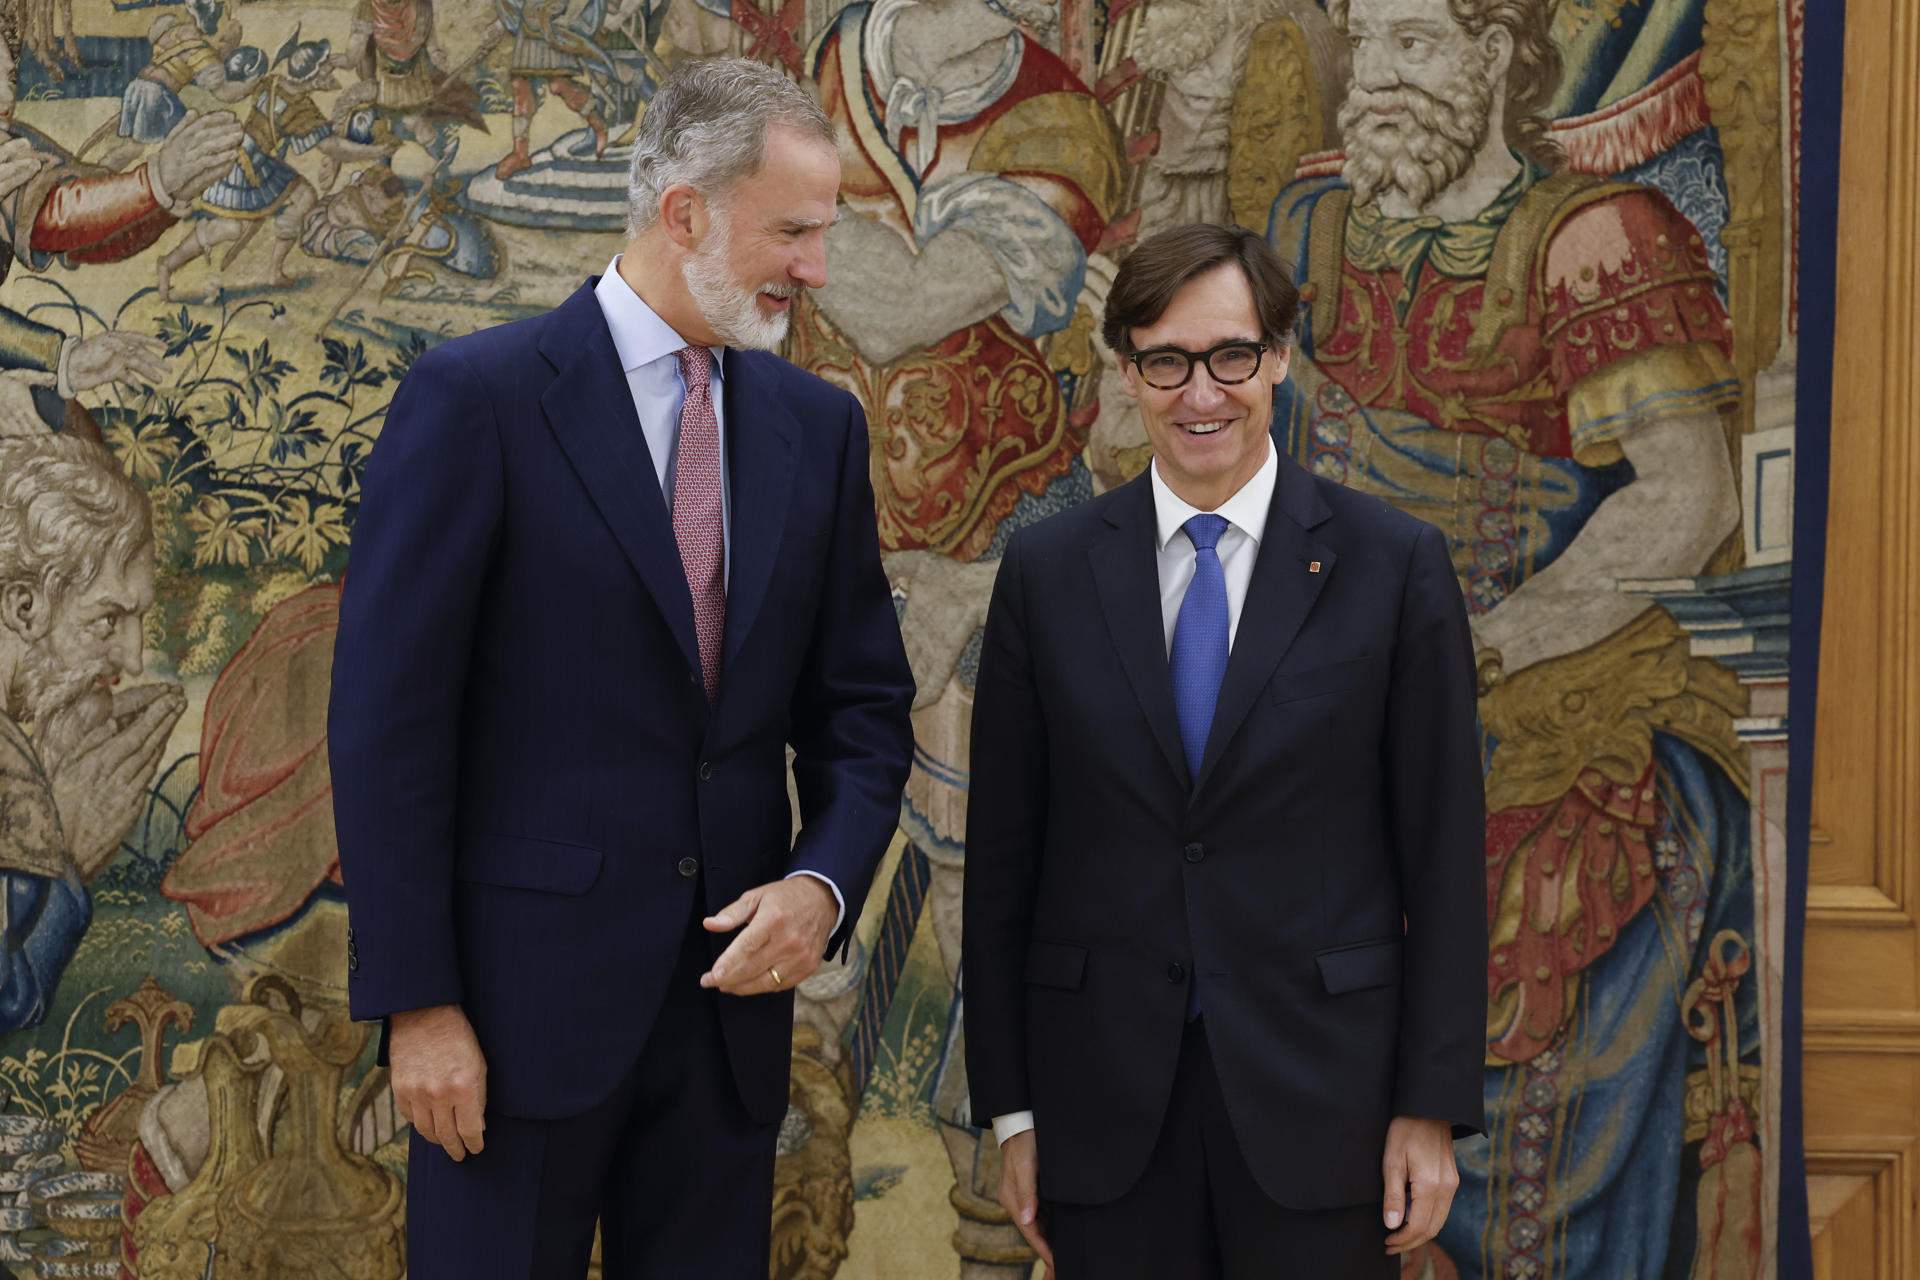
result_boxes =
[328,278,914,1275]
[963,449,1486,1275]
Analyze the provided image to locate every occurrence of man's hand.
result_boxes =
[996,1130,1055,1278]
[0,135,51,201]
[390,1003,488,1162]
[65,330,169,394]
[1382,1115,1459,1257]
[151,109,244,205]
[699,875,837,995]
[46,683,187,880]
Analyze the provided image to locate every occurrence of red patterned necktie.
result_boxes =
[672,344,726,702]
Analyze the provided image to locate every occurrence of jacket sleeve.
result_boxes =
[1383,521,1489,1137]
[327,342,502,1022]
[961,532,1049,1125]
[783,392,916,960]
[0,871,90,1033]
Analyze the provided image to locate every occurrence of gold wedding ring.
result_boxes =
[768,966,783,988]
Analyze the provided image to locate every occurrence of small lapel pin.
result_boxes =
[1308,560,1322,574]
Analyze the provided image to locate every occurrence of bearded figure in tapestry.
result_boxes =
[1265,0,1760,1275]
[0,435,185,1035]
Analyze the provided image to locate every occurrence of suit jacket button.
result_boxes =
[1167,962,1186,983]
[677,856,699,878]
[698,760,713,782]
[1183,842,1205,863]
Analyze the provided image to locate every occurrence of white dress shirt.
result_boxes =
[991,441,1279,1147]
[593,256,845,934]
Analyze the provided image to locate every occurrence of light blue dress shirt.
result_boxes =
[592,257,846,936]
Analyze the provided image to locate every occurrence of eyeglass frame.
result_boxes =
[1124,338,1273,390]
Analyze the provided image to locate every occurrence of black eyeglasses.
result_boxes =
[1127,340,1270,390]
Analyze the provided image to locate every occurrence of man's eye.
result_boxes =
[88,617,114,639]
[1400,36,1419,50]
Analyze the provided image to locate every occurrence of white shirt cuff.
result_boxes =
[55,336,75,399]
[144,157,191,217]
[992,1111,1035,1145]
[785,870,845,938]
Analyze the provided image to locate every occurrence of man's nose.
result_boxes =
[112,625,143,679]
[1350,43,1398,93]
[793,240,828,290]
[1182,367,1228,411]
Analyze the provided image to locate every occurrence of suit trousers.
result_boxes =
[405,895,780,1279]
[1044,1019,1395,1280]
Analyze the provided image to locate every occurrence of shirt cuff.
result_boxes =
[143,158,181,215]
[55,335,75,399]
[992,1111,1036,1145]
[784,869,845,938]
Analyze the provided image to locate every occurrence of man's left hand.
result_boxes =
[1382,1115,1459,1257]
[699,875,837,996]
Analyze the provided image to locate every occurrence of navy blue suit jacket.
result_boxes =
[963,450,1487,1209]
[328,279,915,1123]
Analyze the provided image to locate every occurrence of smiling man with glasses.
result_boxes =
[963,221,1487,1277]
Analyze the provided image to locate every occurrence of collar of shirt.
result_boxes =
[594,254,726,379]
[1148,441,1280,552]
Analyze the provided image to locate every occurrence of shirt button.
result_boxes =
[677,857,699,878]
[1166,962,1186,983]
[1183,842,1205,863]
[698,761,713,781]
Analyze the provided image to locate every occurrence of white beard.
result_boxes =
[681,208,795,352]
[1338,63,1494,212]
[11,640,99,731]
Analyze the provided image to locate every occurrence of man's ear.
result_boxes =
[659,184,711,252]
[1482,25,1514,84]
[1112,349,1141,401]
[1269,342,1292,385]
[0,581,48,643]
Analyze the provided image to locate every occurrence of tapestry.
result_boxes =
[0,0,1816,1274]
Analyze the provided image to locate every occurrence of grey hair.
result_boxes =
[625,58,835,236]
[0,434,153,607]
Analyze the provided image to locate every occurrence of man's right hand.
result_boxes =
[0,136,51,201]
[389,1003,488,1162]
[996,1129,1055,1278]
[64,330,169,394]
[46,683,188,880]
[151,109,243,205]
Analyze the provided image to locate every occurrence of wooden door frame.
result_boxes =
[1805,0,1920,1273]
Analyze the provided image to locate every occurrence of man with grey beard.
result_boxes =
[1267,0,1754,1275]
[329,56,913,1277]
[0,433,186,1033]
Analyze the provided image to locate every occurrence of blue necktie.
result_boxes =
[1170,514,1228,1020]
[1170,514,1230,782]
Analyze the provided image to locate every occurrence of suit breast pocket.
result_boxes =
[1268,654,1378,705]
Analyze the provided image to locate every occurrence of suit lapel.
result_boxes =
[1087,475,1191,790]
[538,280,702,680]
[718,350,797,673]
[1191,451,1336,796]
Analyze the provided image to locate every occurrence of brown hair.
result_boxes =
[1102,223,1300,355]
[1327,0,1565,172]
